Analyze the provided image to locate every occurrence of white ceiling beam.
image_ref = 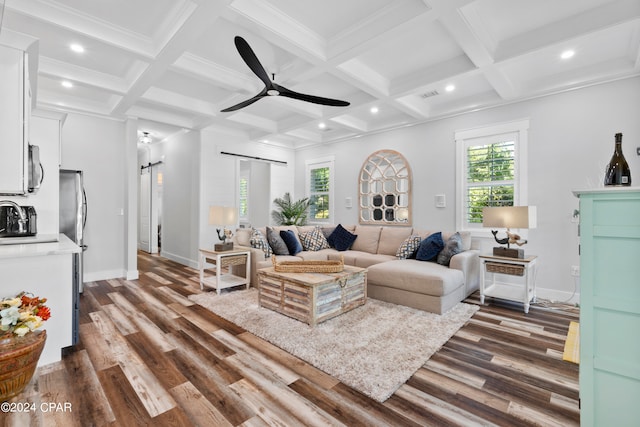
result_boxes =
[38,56,129,94]
[172,53,261,92]
[228,0,326,60]
[224,111,277,133]
[5,0,154,58]
[126,105,196,129]
[482,66,519,100]
[140,87,219,117]
[111,0,232,117]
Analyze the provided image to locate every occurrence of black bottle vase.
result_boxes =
[604,133,631,186]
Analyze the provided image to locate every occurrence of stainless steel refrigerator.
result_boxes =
[59,169,87,345]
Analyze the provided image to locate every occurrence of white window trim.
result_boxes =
[455,119,529,238]
[305,155,335,224]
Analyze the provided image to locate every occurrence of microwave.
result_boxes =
[0,205,37,237]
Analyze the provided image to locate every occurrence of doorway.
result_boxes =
[139,162,163,254]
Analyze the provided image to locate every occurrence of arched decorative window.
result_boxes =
[359,149,412,226]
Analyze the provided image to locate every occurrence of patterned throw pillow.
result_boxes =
[299,226,330,251]
[396,235,422,259]
[436,232,463,266]
[249,228,272,258]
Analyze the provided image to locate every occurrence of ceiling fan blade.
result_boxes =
[220,92,266,112]
[277,85,350,107]
[234,36,272,88]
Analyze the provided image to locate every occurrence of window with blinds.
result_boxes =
[455,120,529,232]
[309,166,330,220]
[466,140,515,224]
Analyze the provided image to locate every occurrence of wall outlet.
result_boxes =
[571,265,580,277]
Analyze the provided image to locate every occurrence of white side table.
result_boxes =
[198,248,251,294]
[479,254,538,313]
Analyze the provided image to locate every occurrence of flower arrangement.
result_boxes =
[0,292,51,338]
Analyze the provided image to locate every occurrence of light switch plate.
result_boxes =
[435,194,446,208]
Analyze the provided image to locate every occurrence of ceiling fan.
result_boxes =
[221,36,350,112]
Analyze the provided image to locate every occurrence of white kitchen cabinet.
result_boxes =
[0,43,30,195]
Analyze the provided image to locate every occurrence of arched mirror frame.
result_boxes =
[358,149,412,226]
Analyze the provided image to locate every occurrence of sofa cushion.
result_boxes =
[416,232,444,261]
[266,227,289,255]
[351,226,381,253]
[328,251,394,268]
[396,235,421,259]
[297,248,337,261]
[249,228,272,258]
[280,229,302,255]
[327,224,357,251]
[377,227,413,255]
[437,232,463,266]
[367,259,464,296]
[298,226,330,251]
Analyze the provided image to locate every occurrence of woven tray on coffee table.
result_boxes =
[271,254,344,273]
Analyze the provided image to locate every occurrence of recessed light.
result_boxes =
[70,44,84,53]
[445,84,455,92]
[61,81,73,88]
[561,50,575,59]
[318,122,326,129]
[370,106,379,114]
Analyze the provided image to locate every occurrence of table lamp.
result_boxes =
[209,206,237,251]
[482,206,537,258]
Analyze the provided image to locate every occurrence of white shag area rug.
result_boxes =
[189,288,479,402]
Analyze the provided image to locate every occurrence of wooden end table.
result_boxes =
[198,248,251,294]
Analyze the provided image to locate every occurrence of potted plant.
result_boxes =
[0,292,50,401]
[271,192,311,225]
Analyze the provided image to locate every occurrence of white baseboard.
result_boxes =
[535,286,580,305]
[83,269,126,283]
[160,250,198,269]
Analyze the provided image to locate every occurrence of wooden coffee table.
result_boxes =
[257,266,367,326]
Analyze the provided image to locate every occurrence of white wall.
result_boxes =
[200,128,295,253]
[158,131,201,267]
[294,76,640,303]
[61,113,126,281]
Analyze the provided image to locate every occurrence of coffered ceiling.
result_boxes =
[1,0,639,148]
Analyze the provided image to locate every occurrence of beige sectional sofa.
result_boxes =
[232,224,479,314]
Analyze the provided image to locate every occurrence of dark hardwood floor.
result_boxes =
[2,251,579,426]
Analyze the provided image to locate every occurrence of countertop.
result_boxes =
[0,233,81,259]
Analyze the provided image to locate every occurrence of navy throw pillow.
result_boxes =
[327,224,357,251]
[280,230,302,255]
[416,232,444,261]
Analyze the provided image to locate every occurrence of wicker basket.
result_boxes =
[486,262,525,276]
[0,330,47,400]
[220,255,248,267]
[272,255,344,273]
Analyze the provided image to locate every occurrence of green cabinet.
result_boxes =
[574,188,640,426]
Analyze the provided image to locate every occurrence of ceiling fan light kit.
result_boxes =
[221,36,350,112]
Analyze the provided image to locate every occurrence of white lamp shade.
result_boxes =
[208,206,238,226]
[482,206,537,229]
